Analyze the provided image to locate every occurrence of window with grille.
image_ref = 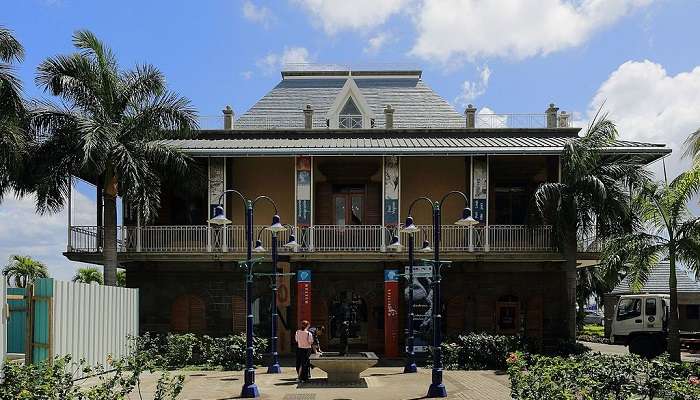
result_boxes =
[339,97,362,128]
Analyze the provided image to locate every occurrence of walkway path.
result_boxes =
[582,341,700,362]
[133,367,512,400]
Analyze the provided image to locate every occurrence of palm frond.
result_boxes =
[0,27,24,63]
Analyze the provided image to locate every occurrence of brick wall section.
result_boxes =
[126,260,568,353]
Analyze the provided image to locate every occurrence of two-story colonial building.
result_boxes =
[65,67,669,356]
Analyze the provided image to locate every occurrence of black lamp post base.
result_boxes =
[240,383,260,398]
[266,364,282,374]
[427,382,447,398]
[403,362,417,373]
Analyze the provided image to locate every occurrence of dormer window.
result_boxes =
[339,97,362,129]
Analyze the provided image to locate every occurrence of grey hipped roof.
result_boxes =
[165,130,670,157]
[611,262,700,295]
[235,74,464,129]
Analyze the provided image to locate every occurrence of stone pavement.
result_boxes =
[132,367,511,400]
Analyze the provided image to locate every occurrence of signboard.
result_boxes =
[472,157,487,224]
[384,270,399,357]
[296,269,312,323]
[404,264,433,352]
[296,156,312,226]
[383,156,400,226]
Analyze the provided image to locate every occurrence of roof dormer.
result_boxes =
[326,78,375,129]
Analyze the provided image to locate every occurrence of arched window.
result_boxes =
[339,97,362,129]
[170,294,206,334]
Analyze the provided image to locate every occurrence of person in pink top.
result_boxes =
[295,320,314,382]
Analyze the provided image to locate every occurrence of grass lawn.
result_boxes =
[581,324,605,337]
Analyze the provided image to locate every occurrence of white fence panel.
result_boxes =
[52,281,138,373]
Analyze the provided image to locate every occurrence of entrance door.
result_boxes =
[333,191,365,226]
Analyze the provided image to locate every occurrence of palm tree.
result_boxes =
[29,30,197,285]
[535,114,649,338]
[602,168,700,361]
[576,265,621,328]
[0,26,31,202]
[3,255,49,288]
[72,266,103,284]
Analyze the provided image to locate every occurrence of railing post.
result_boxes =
[380,226,387,252]
[308,227,314,252]
[207,225,212,252]
[222,225,228,252]
[484,225,490,252]
[468,226,474,252]
[136,226,142,252]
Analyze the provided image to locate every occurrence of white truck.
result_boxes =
[610,293,700,358]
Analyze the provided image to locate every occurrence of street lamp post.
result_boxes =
[254,226,299,374]
[209,190,287,399]
[400,191,477,398]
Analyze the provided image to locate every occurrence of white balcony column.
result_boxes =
[208,157,227,252]
[382,155,400,252]
[468,157,474,252]
[295,156,313,251]
[485,155,490,252]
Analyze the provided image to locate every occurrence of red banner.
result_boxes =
[296,270,312,324]
[384,270,400,357]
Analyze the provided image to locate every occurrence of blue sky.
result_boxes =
[2,0,700,280]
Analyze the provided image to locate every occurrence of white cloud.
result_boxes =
[588,60,700,180]
[364,32,392,54]
[410,0,654,63]
[0,189,95,282]
[242,1,274,27]
[257,47,312,72]
[241,70,253,80]
[454,65,491,108]
[293,0,408,34]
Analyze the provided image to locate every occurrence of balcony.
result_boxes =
[68,224,557,254]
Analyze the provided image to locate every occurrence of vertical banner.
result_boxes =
[472,156,487,224]
[384,270,400,357]
[296,156,312,226]
[383,156,400,226]
[296,270,312,324]
[278,262,292,353]
[208,157,226,218]
[404,264,433,352]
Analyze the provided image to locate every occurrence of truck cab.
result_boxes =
[610,294,669,358]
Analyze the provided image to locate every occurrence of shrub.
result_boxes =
[0,353,184,400]
[201,334,268,371]
[508,352,700,400]
[440,333,589,371]
[577,334,611,344]
[163,333,201,369]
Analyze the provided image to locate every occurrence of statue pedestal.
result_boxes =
[309,352,378,383]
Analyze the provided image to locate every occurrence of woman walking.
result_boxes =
[295,320,314,382]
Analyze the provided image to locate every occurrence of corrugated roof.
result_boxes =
[235,77,465,129]
[163,131,670,157]
[611,262,700,294]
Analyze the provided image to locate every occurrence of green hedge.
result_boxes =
[508,352,700,400]
[440,333,590,370]
[130,333,268,370]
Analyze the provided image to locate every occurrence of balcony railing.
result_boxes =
[68,224,559,254]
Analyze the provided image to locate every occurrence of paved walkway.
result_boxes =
[133,367,511,400]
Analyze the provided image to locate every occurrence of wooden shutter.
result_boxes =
[170,294,206,334]
[315,183,333,225]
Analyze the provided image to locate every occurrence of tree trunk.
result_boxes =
[102,173,118,286]
[668,246,681,362]
[562,231,578,339]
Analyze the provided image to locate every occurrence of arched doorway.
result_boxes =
[171,294,206,333]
